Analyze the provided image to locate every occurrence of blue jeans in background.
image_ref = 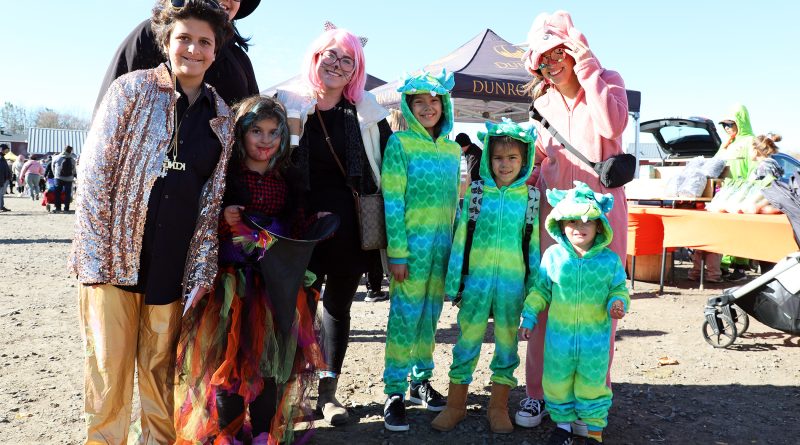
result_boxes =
[55,179,73,211]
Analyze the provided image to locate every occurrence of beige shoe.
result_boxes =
[316,376,349,426]
[431,383,468,432]
[487,382,513,434]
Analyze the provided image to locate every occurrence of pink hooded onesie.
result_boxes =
[522,10,629,401]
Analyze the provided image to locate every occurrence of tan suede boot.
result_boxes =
[316,377,349,426]
[431,383,468,432]
[487,383,513,434]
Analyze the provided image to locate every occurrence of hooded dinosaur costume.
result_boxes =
[444,119,540,388]
[430,120,541,434]
[382,70,461,396]
[521,181,630,429]
[714,104,754,180]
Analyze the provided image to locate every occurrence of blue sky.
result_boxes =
[3,0,799,152]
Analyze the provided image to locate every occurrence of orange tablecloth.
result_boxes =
[627,212,667,256]
[628,206,797,262]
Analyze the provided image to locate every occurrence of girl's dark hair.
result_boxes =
[151,0,234,57]
[405,94,445,139]
[231,95,291,172]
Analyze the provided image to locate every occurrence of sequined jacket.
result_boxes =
[69,64,233,297]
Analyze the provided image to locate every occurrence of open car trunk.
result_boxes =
[640,117,721,159]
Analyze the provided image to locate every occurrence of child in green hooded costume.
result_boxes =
[520,181,629,445]
[381,70,462,432]
[431,119,541,434]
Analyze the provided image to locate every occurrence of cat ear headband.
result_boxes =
[324,21,368,48]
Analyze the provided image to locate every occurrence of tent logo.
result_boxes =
[493,45,525,59]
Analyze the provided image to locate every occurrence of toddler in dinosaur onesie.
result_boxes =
[520,181,629,445]
[381,70,462,432]
[431,119,540,434]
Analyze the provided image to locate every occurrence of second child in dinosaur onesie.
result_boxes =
[432,119,541,434]
[520,181,629,445]
[381,70,462,432]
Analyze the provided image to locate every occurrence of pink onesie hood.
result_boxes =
[523,10,592,74]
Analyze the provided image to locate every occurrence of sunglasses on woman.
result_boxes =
[538,47,566,70]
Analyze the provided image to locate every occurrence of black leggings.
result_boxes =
[366,256,384,291]
[313,272,362,374]
[216,378,277,437]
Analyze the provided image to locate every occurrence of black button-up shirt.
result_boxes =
[117,82,222,304]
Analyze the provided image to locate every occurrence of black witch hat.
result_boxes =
[242,212,339,337]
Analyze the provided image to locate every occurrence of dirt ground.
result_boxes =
[1,194,799,445]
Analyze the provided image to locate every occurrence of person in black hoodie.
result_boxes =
[93,0,260,112]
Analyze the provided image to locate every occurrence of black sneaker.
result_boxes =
[365,290,388,302]
[408,380,446,412]
[384,394,409,432]
[515,397,548,427]
[546,427,574,445]
[726,269,747,282]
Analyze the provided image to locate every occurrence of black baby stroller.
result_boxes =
[701,174,800,348]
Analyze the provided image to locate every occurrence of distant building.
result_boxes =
[0,131,28,156]
[27,127,88,156]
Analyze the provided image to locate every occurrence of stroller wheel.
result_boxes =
[702,312,738,348]
[730,305,749,335]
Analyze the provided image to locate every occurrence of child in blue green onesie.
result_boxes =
[381,70,462,432]
[519,181,629,445]
[431,119,540,434]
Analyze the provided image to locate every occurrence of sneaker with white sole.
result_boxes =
[408,380,446,412]
[515,397,548,427]
[383,394,409,432]
[365,290,388,302]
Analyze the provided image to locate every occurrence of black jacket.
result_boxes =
[0,158,11,184]
[94,19,259,113]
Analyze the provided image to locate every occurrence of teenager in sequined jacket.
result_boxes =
[68,2,234,443]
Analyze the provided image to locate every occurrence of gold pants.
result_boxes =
[79,284,181,445]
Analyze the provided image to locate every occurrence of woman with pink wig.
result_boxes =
[275,25,392,426]
[516,10,629,445]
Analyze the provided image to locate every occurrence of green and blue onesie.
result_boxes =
[382,71,462,396]
[521,181,630,428]
[444,119,540,388]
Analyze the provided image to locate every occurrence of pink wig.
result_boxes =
[301,28,366,104]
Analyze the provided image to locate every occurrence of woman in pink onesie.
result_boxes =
[516,10,629,438]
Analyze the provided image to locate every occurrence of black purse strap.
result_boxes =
[530,105,596,169]
[317,107,359,198]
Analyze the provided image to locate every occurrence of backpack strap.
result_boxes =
[457,180,484,298]
[455,182,539,305]
[522,185,541,281]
